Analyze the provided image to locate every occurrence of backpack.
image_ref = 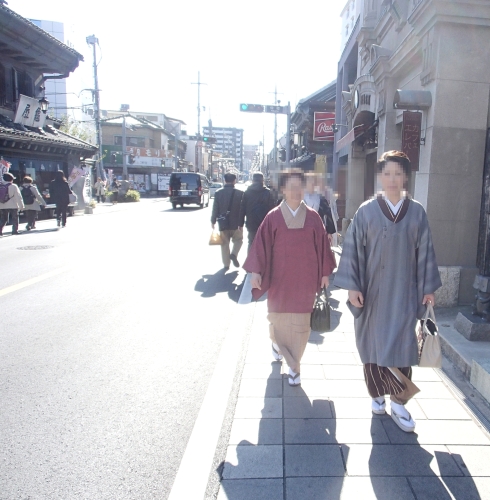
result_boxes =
[21,185,35,205]
[0,183,11,204]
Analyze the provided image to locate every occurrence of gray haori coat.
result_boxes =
[334,197,442,367]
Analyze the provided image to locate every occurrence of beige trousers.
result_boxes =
[220,228,243,267]
[268,312,311,373]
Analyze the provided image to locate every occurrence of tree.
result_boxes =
[59,115,95,144]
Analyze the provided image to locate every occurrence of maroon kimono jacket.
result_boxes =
[243,202,337,313]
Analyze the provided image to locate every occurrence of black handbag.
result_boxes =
[311,287,331,332]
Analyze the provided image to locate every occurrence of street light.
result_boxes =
[38,97,49,113]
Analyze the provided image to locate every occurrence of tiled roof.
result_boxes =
[0,4,83,61]
[0,115,97,151]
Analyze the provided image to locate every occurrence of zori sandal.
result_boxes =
[390,401,416,432]
[288,370,301,387]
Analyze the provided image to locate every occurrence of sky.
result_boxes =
[9,0,347,149]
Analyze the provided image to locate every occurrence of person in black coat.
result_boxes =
[49,170,72,227]
[211,173,244,269]
[238,172,276,250]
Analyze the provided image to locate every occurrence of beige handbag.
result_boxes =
[209,230,223,246]
[417,302,442,368]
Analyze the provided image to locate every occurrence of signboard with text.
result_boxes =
[402,111,422,171]
[14,94,47,128]
[313,112,335,141]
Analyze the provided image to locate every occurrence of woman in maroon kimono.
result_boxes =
[243,170,336,386]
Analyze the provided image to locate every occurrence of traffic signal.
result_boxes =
[111,153,117,163]
[128,154,135,164]
[202,136,216,143]
[265,105,288,114]
[240,103,264,113]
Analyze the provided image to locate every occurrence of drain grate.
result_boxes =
[17,245,54,250]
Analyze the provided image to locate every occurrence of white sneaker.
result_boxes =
[390,401,416,432]
[371,397,386,415]
[272,343,283,361]
[288,368,301,387]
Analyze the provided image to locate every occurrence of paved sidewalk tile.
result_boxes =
[222,444,283,479]
[283,378,368,398]
[407,476,490,500]
[415,398,472,420]
[344,444,463,476]
[322,364,364,380]
[381,418,489,445]
[238,378,283,398]
[284,445,345,477]
[300,351,359,365]
[446,445,490,476]
[330,398,427,420]
[285,418,390,444]
[242,362,283,379]
[218,479,283,500]
[413,381,456,399]
[234,397,282,419]
[283,397,333,419]
[218,288,490,500]
[286,477,415,500]
[229,419,283,445]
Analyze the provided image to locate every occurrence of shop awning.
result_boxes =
[335,128,356,153]
[335,111,376,153]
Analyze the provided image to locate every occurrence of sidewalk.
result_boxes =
[217,282,490,500]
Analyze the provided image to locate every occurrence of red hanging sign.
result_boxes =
[313,112,335,142]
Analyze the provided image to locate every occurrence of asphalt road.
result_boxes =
[0,197,248,499]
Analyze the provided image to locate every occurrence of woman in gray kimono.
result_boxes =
[335,150,442,433]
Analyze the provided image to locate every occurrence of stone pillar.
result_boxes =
[345,144,366,220]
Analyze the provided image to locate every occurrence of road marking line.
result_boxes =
[168,302,255,500]
[0,267,68,298]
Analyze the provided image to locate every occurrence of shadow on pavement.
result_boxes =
[161,206,203,213]
[369,418,481,499]
[194,270,245,302]
[218,364,349,500]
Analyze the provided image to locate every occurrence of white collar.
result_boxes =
[285,202,300,217]
[383,195,403,215]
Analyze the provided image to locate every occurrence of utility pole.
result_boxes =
[191,71,207,172]
[269,86,283,168]
[285,101,291,166]
[208,118,213,178]
[86,35,104,180]
[122,114,128,179]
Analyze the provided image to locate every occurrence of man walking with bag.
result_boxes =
[211,173,244,270]
[238,172,275,251]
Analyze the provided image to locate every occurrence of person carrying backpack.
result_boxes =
[0,172,24,236]
[238,172,276,251]
[21,176,46,231]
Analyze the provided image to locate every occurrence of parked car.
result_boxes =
[209,182,223,198]
[169,172,210,209]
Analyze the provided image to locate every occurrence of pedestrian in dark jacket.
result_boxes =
[238,172,275,250]
[211,173,244,269]
[49,170,72,228]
